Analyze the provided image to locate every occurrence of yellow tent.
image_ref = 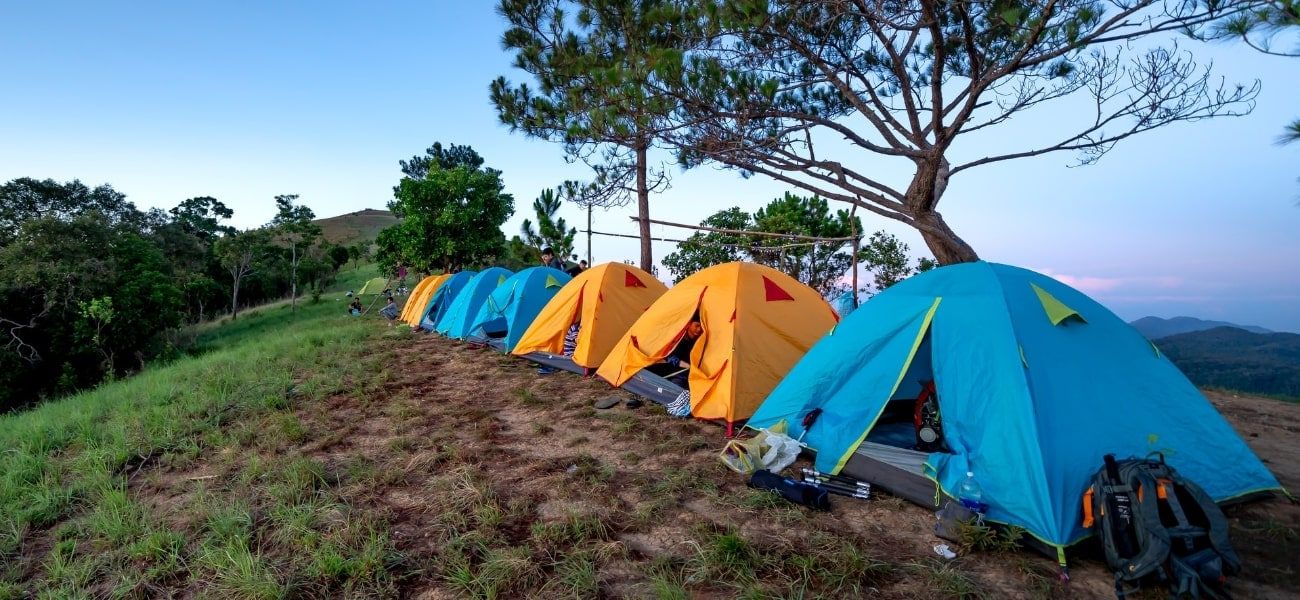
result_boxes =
[358,277,389,295]
[512,263,667,369]
[400,274,448,324]
[596,262,838,427]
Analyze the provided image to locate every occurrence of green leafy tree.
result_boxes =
[215,229,271,320]
[856,231,937,298]
[1195,1,1299,146]
[750,194,860,295]
[168,196,234,240]
[662,1,1259,264]
[327,244,350,271]
[380,155,515,272]
[492,0,691,270]
[0,178,142,246]
[270,194,321,313]
[0,213,181,407]
[521,189,577,262]
[661,207,752,282]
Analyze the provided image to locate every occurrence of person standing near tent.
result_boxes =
[540,247,565,270]
[379,296,400,325]
[566,260,588,277]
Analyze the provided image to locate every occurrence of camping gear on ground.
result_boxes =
[594,397,621,409]
[746,261,1281,557]
[435,268,512,338]
[720,424,801,475]
[596,262,837,434]
[933,544,958,560]
[401,274,450,325]
[935,500,979,542]
[1085,454,1240,600]
[747,469,830,511]
[912,381,945,452]
[468,267,571,351]
[420,271,476,330]
[799,469,871,501]
[956,471,988,514]
[358,277,388,295]
[512,263,667,372]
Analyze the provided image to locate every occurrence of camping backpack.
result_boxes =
[1083,454,1240,599]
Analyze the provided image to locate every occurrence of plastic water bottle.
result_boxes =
[957,471,987,514]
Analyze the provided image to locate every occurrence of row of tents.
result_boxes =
[393,260,1283,557]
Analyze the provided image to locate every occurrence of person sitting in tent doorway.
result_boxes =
[379,297,400,325]
[662,319,702,388]
[540,247,565,270]
[538,313,581,375]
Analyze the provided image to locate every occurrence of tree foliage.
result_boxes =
[521,188,577,261]
[0,178,342,410]
[655,0,1260,264]
[663,195,933,296]
[661,207,751,282]
[492,0,690,269]
[378,148,515,273]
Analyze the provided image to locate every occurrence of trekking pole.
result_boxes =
[800,468,868,489]
[796,408,823,444]
[811,481,870,500]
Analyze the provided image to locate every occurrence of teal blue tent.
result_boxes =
[469,267,572,351]
[418,271,476,330]
[435,267,513,338]
[748,262,1282,552]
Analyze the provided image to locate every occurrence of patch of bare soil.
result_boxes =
[295,334,1299,599]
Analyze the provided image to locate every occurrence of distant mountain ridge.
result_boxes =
[1153,327,1300,399]
[1130,315,1272,339]
[313,209,399,245]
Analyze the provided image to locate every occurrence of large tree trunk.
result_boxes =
[635,138,652,271]
[914,210,979,265]
[906,158,979,265]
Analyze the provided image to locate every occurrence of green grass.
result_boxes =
[0,264,404,595]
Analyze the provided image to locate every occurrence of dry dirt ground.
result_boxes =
[294,333,1298,599]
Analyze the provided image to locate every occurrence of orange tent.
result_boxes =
[512,263,667,369]
[401,274,449,325]
[596,262,838,427]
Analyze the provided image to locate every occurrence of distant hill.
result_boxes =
[1130,315,1272,339]
[314,209,400,245]
[1156,327,1300,399]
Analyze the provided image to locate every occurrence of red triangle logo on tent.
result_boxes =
[624,271,647,288]
[762,276,794,302]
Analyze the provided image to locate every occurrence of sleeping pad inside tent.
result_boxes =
[746,261,1283,551]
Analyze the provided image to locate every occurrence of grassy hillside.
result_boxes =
[1157,326,1300,400]
[0,266,405,598]
[3,269,1295,598]
[314,209,399,246]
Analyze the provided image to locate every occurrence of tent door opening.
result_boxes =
[862,330,951,454]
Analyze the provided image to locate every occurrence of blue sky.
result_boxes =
[2,2,1297,331]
